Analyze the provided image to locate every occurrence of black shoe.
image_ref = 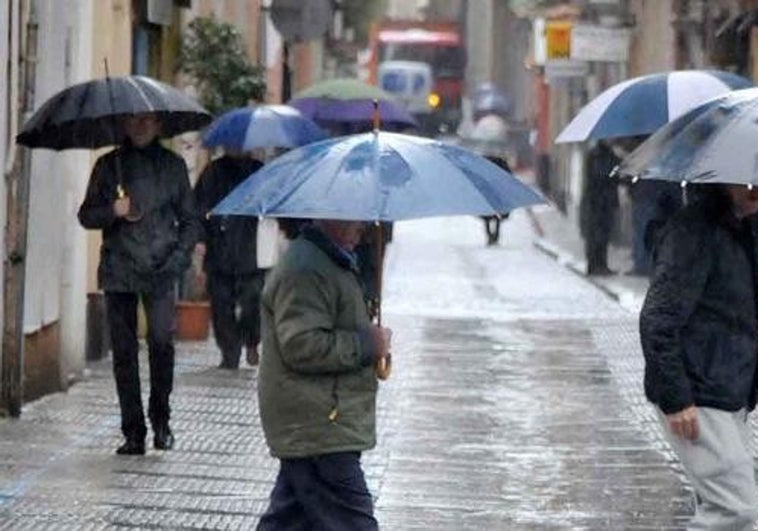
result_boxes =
[116,438,145,455]
[218,360,239,369]
[153,426,174,450]
[246,347,259,366]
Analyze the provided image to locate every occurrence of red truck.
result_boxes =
[367,20,466,136]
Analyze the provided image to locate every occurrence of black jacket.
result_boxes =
[194,156,263,274]
[640,192,758,414]
[78,141,199,293]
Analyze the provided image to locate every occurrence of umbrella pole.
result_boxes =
[374,222,391,380]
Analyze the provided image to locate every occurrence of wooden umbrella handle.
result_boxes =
[372,221,392,381]
[375,353,392,380]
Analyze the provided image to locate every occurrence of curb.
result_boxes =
[533,237,644,313]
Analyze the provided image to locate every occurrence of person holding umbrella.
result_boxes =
[193,151,266,369]
[78,112,200,455]
[195,105,326,369]
[256,219,392,530]
[640,183,758,529]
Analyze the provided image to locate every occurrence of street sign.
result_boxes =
[571,25,630,62]
[545,21,572,60]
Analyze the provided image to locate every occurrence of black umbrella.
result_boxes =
[16,75,212,149]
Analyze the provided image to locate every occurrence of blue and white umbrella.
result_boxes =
[212,131,545,221]
[556,70,752,143]
[202,104,327,151]
[618,87,758,186]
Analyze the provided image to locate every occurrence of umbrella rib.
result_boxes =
[125,76,156,113]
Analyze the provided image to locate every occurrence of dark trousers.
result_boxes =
[257,452,378,531]
[585,238,610,273]
[481,215,502,245]
[207,270,266,367]
[105,290,175,440]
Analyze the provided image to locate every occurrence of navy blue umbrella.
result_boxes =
[212,131,545,221]
[202,105,327,151]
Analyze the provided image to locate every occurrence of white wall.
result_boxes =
[24,0,92,382]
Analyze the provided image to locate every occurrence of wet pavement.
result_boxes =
[0,209,695,529]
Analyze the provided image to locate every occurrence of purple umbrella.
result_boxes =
[288,78,416,129]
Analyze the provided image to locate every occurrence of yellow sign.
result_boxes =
[546,21,572,60]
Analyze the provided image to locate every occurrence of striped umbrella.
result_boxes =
[556,70,752,143]
[202,105,327,151]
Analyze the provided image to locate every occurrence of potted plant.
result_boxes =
[175,249,211,341]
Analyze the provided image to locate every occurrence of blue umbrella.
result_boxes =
[618,87,758,186]
[212,131,545,221]
[556,70,753,143]
[202,104,327,151]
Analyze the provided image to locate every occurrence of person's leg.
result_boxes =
[208,272,242,368]
[143,287,176,448]
[292,452,378,530]
[105,292,146,450]
[256,461,309,531]
[238,270,266,366]
[658,407,758,530]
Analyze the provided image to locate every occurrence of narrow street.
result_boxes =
[0,210,692,530]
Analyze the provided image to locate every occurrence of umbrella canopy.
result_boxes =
[17,75,212,149]
[555,70,753,143]
[288,78,416,127]
[618,87,758,186]
[212,131,545,222]
[202,104,327,151]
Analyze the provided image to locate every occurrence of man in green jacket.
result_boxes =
[257,219,391,530]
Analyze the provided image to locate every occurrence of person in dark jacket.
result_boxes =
[194,152,266,369]
[78,113,199,455]
[640,183,758,529]
[579,140,619,275]
[257,219,392,530]
[480,156,512,246]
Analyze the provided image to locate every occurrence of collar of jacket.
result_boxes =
[301,226,359,272]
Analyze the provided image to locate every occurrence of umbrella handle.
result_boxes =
[115,184,144,222]
[375,354,391,380]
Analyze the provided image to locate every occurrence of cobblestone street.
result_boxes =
[0,210,694,529]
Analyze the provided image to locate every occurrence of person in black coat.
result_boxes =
[639,183,758,529]
[78,113,200,455]
[480,156,512,246]
[194,152,266,369]
[579,140,619,275]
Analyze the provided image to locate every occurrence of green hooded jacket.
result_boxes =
[258,227,378,458]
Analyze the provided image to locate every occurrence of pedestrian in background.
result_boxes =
[256,219,391,530]
[193,151,266,369]
[78,113,199,455]
[481,155,512,246]
[640,183,758,529]
[579,140,619,275]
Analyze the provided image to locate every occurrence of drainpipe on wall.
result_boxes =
[1,0,37,417]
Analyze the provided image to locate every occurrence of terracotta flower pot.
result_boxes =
[175,300,211,341]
